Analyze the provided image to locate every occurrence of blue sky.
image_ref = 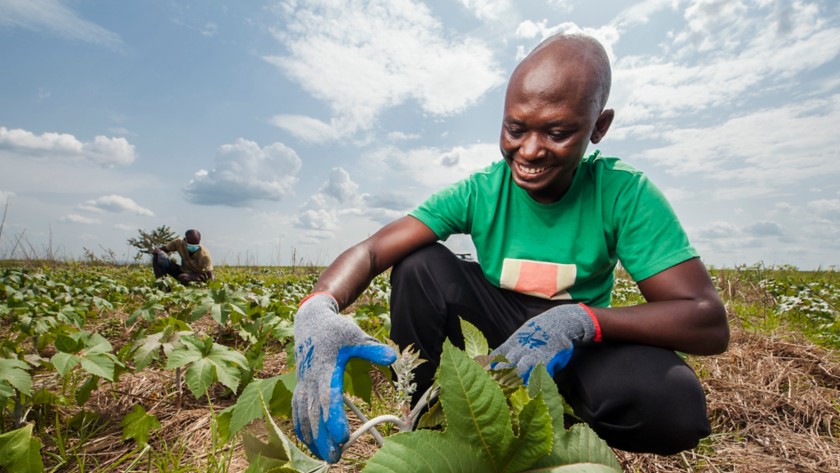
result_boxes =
[0,0,838,269]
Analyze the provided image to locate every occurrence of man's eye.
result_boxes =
[506,128,525,138]
[549,131,570,141]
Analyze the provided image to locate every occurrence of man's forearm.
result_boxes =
[590,297,729,355]
[312,242,384,311]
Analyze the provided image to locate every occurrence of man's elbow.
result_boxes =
[703,299,730,355]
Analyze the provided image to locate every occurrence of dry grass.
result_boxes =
[617,324,840,473]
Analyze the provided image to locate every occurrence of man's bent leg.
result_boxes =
[390,243,533,405]
[555,342,711,455]
[152,253,182,279]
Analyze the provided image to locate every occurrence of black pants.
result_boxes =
[389,243,711,455]
[152,254,203,286]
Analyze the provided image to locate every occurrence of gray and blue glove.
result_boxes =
[292,293,397,463]
[491,303,601,384]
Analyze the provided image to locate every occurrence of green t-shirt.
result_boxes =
[409,151,698,307]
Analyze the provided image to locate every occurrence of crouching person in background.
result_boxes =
[152,228,214,286]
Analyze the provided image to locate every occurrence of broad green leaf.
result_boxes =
[500,394,553,473]
[528,464,621,473]
[51,352,81,377]
[0,359,32,396]
[363,431,489,472]
[460,318,489,359]
[527,365,572,435]
[121,405,161,446]
[0,424,44,473]
[213,361,243,393]
[184,358,215,399]
[79,353,116,381]
[241,386,329,472]
[54,334,79,353]
[208,343,249,369]
[165,346,203,369]
[528,367,621,471]
[230,376,289,435]
[211,304,224,324]
[438,340,514,470]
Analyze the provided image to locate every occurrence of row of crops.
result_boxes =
[0,262,837,472]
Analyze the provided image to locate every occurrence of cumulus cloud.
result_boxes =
[610,1,840,123]
[78,195,154,216]
[744,221,784,237]
[183,139,302,206]
[635,94,840,193]
[265,0,504,142]
[318,168,360,204]
[457,0,514,22]
[0,127,136,167]
[363,142,499,191]
[807,199,840,219]
[59,213,100,225]
[295,208,339,232]
[0,0,124,51]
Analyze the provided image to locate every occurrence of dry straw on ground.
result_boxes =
[617,324,840,473]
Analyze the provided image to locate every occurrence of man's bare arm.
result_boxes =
[590,258,729,355]
[312,216,440,311]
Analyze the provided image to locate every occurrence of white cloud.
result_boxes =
[264,0,504,142]
[361,142,499,195]
[457,0,514,22]
[318,168,359,204]
[807,199,840,219]
[635,94,840,192]
[78,195,154,216]
[113,223,134,231]
[269,115,341,143]
[183,139,302,207]
[0,127,136,167]
[0,190,14,202]
[611,1,840,122]
[295,208,339,232]
[744,221,784,237]
[0,0,123,50]
[59,213,100,225]
[513,20,620,62]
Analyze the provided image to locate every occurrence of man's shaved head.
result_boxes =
[510,33,612,113]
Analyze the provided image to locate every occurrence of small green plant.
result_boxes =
[240,319,620,472]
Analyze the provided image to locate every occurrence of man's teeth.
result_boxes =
[518,163,548,174]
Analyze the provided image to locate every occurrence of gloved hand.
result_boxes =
[491,303,601,384]
[292,293,397,463]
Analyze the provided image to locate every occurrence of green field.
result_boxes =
[1,262,838,472]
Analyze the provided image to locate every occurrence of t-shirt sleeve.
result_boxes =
[163,239,181,253]
[409,178,473,240]
[613,174,698,282]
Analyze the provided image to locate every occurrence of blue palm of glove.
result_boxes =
[490,303,597,384]
[292,294,397,463]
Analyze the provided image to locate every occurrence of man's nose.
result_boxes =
[518,133,546,160]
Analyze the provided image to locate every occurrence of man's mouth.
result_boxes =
[516,162,549,175]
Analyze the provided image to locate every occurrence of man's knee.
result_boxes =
[391,243,452,287]
[582,368,711,455]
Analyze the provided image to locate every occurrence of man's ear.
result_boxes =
[590,109,614,144]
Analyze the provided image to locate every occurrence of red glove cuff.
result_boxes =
[299,291,336,307]
[578,303,602,342]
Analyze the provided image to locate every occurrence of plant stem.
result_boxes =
[343,415,409,452]
[343,395,385,446]
[407,384,440,430]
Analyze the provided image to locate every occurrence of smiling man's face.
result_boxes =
[500,35,613,204]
